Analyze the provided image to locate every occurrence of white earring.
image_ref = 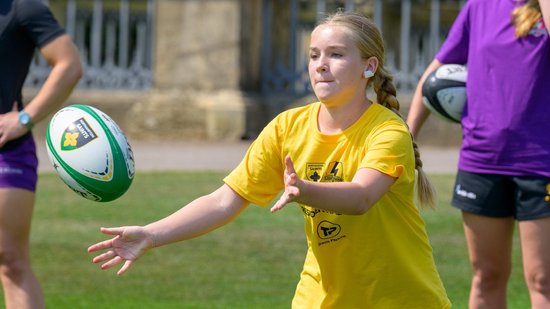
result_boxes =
[363,69,374,78]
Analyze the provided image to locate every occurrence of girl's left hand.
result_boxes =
[271,155,301,213]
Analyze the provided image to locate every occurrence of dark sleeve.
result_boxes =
[15,0,66,48]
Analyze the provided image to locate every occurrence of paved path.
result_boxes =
[36,139,459,175]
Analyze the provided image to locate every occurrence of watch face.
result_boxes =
[20,113,29,124]
[19,111,33,129]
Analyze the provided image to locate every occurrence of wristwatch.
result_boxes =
[18,110,34,130]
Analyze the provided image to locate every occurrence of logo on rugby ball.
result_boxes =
[61,117,97,151]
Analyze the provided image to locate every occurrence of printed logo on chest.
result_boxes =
[305,161,344,182]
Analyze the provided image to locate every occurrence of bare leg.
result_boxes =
[519,216,550,309]
[462,211,515,309]
[0,188,44,309]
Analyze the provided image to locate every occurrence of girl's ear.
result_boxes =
[364,56,379,76]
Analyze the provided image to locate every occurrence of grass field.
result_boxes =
[3,172,530,308]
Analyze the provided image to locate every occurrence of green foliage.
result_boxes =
[0,173,529,308]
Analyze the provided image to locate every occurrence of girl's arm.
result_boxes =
[271,156,395,215]
[88,184,249,275]
[146,184,249,246]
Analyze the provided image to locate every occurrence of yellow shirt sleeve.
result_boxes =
[360,119,414,180]
[224,117,284,207]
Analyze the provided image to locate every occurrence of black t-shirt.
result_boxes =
[0,0,65,114]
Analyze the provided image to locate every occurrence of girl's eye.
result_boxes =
[332,53,343,58]
[309,54,319,60]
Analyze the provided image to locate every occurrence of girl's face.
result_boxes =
[308,25,367,105]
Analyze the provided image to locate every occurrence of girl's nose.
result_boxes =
[317,63,328,73]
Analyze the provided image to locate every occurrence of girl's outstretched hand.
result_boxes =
[87,226,154,276]
[271,155,301,213]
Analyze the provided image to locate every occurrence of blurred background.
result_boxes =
[26,0,465,147]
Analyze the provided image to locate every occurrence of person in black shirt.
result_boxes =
[0,0,82,308]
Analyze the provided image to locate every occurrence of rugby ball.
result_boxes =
[421,64,467,123]
[45,104,135,202]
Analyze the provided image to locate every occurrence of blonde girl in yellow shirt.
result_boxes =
[88,11,451,308]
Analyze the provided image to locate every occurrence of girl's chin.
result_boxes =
[314,93,337,101]
[313,83,338,97]
[313,89,336,101]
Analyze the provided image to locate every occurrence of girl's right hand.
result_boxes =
[271,155,301,213]
[87,226,155,276]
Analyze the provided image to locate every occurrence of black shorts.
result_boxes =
[451,170,550,221]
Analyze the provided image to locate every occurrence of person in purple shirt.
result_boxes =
[0,0,82,308]
[407,0,550,308]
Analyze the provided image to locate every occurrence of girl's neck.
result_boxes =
[317,98,371,134]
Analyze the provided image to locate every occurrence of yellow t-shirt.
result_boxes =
[224,102,451,308]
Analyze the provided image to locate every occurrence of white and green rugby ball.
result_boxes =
[45,104,135,202]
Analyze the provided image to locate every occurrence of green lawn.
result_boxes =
[4,172,529,308]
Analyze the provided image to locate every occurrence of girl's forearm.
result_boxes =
[145,187,248,248]
[295,169,395,216]
[297,181,374,215]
